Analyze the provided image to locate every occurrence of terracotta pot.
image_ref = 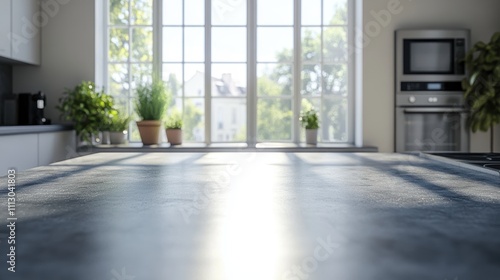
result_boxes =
[305,129,318,145]
[137,120,162,145]
[109,131,128,145]
[166,129,182,145]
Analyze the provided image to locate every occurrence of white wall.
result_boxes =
[362,0,500,152]
[12,0,96,123]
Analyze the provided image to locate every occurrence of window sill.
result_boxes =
[77,142,378,153]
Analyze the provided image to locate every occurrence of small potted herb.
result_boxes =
[300,109,320,145]
[134,79,171,145]
[108,113,131,145]
[165,112,183,145]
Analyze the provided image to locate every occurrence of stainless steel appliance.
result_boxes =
[423,153,500,177]
[395,29,470,152]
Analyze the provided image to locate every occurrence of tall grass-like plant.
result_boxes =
[134,79,171,145]
[109,113,132,132]
[462,32,500,152]
[134,79,171,121]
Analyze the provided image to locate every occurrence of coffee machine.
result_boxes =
[17,91,50,125]
[33,91,48,125]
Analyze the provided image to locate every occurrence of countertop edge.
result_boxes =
[78,145,379,153]
[0,125,74,136]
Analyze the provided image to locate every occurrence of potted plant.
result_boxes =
[108,113,131,145]
[300,109,320,145]
[134,79,171,145]
[100,112,116,145]
[462,32,500,153]
[165,112,183,145]
[57,81,116,145]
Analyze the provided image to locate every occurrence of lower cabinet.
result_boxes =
[38,131,76,166]
[0,134,38,174]
[0,130,76,176]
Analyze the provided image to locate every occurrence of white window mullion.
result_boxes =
[247,0,257,147]
[320,0,325,143]
[106,0,355,145]
[181,0,186,130]
[293,0,302,144]
[128,1,133,117]
[205,0,212,145]
[103,0,109,92]
[348,0,356,144]
[153,0,162,79]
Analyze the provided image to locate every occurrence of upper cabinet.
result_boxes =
[0,0,11,58]
[0,0,40,65]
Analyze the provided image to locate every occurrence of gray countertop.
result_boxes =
[0,124,74,136]
[0,153,498,280]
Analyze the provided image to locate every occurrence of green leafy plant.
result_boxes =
[108,113,132,132]
[165,111,183,129]
[462,32,500,152]
[134,79,171,121]
[57,81,116,143]
[299,109,320,129]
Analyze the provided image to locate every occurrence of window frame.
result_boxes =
[104,0,356,145]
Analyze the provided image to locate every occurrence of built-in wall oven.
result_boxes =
[395,29,470,153]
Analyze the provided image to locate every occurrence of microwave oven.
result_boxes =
[396,29,470,81]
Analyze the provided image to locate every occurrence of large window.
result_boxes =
[106,0,353,144]
[107,0,154,141]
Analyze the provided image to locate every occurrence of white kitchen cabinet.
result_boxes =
[11,0,40,65]
[0,128,76,176]
[0,134,39,174]
[0,0,11,58]
[38,131,76,166]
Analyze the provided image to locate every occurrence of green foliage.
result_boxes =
[300,109,320,130]
[164,73,203,140]
[182,100,203,140]
[165,110,183,129]
[257,77,293,140]
[134,79,171,121]
[108,113,132,132]
[57,81,117,143]
[262,5,348,141]
[108,0,153,97]
[462,32,500,133]
[108,0,348,143]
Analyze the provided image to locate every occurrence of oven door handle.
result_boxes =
[403,108,468,113]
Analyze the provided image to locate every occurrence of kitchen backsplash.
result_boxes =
[0,64,13,125]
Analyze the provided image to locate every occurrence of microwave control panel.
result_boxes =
[401,81,463,92]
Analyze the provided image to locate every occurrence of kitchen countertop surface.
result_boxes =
[0,124,74,136]
[0,152,499,280]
